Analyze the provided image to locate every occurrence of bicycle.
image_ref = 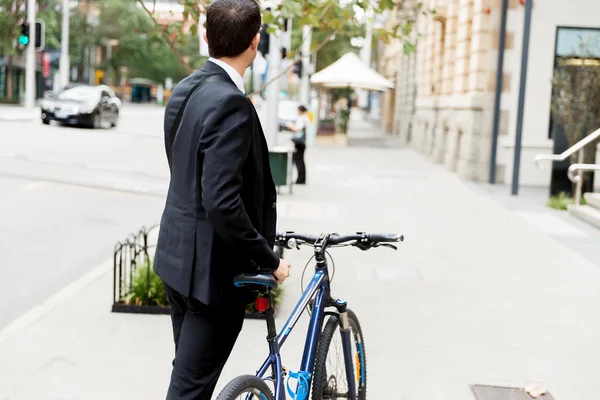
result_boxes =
[216,231,404,400]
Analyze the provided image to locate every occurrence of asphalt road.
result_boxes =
[0,104,169,329]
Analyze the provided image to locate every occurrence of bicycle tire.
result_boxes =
[216,375,274,400]
[312,309,367,400]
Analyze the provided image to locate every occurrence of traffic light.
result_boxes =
[35,20,45,51]
[258,24,269,56]
[293,59,302,78]
[17,20,44,51]
[18,22,29,46]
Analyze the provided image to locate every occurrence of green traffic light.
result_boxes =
[18,35,29,45]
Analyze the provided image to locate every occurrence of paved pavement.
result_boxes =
[2,109,600,399]
[466,182,600,268]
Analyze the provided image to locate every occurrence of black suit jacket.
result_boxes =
[153,61,278,307]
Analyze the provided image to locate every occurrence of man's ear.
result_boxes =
[203,31,209,45]
[252,32,260,50]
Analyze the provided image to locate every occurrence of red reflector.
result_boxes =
[255,297,269,312]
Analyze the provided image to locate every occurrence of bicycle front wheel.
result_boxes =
[312,309,367,400]
[216,375,274,400]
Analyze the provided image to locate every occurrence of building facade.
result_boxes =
[382,0,600,189]
[407,0,516,182]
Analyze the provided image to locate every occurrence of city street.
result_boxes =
[0,105,168,329]
[1,105,600,399]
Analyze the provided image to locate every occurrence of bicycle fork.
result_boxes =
[336,299,358,400]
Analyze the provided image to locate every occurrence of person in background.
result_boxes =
[286,105,310,184]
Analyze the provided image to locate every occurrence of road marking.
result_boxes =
[21,181,49,191]
[0,259,112,346]
[0,172,165,198]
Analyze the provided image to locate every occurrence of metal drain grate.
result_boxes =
[471,385,555,400]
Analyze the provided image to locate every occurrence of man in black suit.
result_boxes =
[153,0,291,398]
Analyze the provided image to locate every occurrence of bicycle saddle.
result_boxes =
[233,274,278,291]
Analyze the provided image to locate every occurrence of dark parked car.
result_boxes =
[41,84,121,128]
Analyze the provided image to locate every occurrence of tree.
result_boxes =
[135,0,426,95]
[95,0,203,85]
[0,0,75,99]
[0,0,26,100]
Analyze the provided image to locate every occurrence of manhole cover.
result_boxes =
[471,385,555,400]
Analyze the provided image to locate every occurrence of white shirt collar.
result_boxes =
[208,58,246,94]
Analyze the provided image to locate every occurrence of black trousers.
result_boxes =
[163,282,246,400]
[293,144,306,184]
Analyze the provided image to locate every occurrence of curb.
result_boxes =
[0,259,112,345]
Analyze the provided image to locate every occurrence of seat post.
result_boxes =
[265,293,277,342]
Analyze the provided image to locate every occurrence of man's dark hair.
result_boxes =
[206,0,262,58]
[298,105,307,113]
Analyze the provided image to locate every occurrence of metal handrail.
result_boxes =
[534,126,600,208]
[533,126,600,168]
[567,164,600,182]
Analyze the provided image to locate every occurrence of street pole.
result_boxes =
[24,0,36,109]
[265,29,281,148]
[299,25,312,106]
[60,0,70,90]
[358,6,373,111]
[489,0,508,184]
[511,0,533,196]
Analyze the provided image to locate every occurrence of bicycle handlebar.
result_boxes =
[275,231,404,250]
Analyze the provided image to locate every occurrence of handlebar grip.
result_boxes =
[368,233,404,243]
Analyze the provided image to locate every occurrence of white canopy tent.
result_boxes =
[310,52,395,91]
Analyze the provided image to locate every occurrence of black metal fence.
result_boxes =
[111,224,168,314]
[111,224,285,316]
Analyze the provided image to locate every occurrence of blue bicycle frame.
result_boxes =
[254,267,357,400]
[232,231,403,400]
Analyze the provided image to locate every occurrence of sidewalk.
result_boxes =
[345,108,403,148]
[0,105,40,121]
[2,145,600,399]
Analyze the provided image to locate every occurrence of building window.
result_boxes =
[549,26,600,139]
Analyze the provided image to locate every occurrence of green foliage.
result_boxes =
[135,0,427,88]
[122,258,285,312]
[0,0,203,88]
[37,5,61,50]
[123,259,168,306]
[0,0,24,57]
[95,0,201,84]
[546,191,586,210]
[0,0,76,55]
[291,16,365,72]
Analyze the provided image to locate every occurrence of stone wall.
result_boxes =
[387,0,420,143]
[408,0,516,183]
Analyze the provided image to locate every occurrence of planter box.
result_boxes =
[111,225,284,318]
[112,302,274,319]
[112,303,170,315]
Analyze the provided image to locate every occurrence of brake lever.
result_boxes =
[379,243,398,251]
[353,241,371,251]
